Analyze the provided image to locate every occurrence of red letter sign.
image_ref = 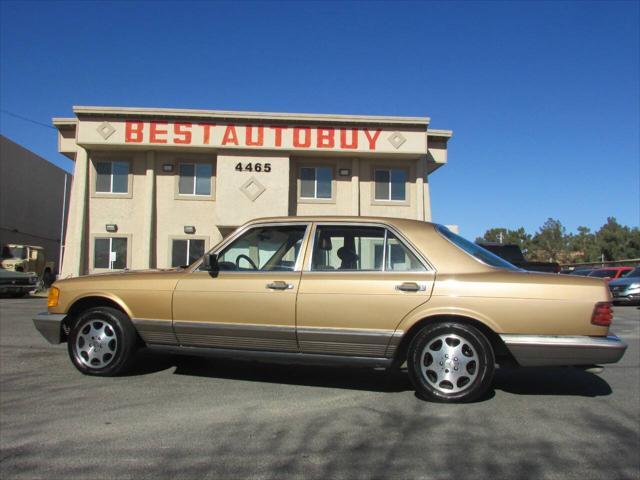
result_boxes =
[293,127,311,148]
[245,126,264,146]
[150,121,168,144]
[269,126,287,147]
[363,129,382,150]
[316,128,335,148]
[339,128,358,149]
[174,123,192,144]
[222,126,239,145]
[199,123,215,144]
[125,121,144,143]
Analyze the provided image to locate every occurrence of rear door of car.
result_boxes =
[296,222,435,358]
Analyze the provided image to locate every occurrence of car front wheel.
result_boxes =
[407,322,495,403]
[67,307,138,376]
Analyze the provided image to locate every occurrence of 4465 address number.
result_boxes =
[235,162,271,172]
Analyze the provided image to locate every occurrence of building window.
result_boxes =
[171,239,205,267]
[96,161,129,193]
[374,168,406,201]
[300,167,332,199]
[94,237,127,270]
[179,163,212,196]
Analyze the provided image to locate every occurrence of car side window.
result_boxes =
[217,225,307,272]
[384,232,426,272]
[310,225,426,272]
[311,226,385,271]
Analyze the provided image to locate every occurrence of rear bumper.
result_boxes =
[33,312,67,344]
[500,334,627,367]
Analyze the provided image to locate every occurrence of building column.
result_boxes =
[141,151,155,269]
[351,157,360,215]
[60,147,89,278]
[423,173,432,221]
[416,156,426,221]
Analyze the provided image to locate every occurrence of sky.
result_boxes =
[1,0,638,240]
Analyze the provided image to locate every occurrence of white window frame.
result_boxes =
[179,162,212,196]
[171,238,206,267]
[300,166,332,199]
[96,160,129,194]
[93,236,128,271]
[374,168,407,202]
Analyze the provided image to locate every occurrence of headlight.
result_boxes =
[629,283,640,290]
[47,287,59,308]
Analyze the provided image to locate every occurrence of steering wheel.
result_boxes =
[235,254,258,270]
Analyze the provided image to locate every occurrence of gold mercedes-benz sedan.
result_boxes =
[33,217,627,402]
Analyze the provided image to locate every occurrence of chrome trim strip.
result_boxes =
[146,344,393,368]
[32,312,67,344]
[500,334,628,367]
[297,327,394,345]
[173,320,295,335]
[132,318,178,345]
[500,334,627,348]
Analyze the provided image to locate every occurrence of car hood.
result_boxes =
[609,277,640,287]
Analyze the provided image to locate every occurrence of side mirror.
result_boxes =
[201,253,219,271]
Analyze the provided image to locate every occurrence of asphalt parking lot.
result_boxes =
[0,297,638,480]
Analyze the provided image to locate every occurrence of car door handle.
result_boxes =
[395,282,425,292]
[266,281,293,290]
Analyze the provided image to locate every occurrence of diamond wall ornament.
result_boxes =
[387,131,407,149]
[96,122,116,140]
[240,177,266,202]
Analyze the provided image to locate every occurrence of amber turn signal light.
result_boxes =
[47,287,60,308]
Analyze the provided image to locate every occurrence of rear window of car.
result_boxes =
[436,225,520,271]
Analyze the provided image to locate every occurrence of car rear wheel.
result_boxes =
[407,322,495,403]
[67,307,138,376]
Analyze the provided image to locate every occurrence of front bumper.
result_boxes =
[611,291,640,304]
[33,312,67,344]
[0,284,37,294]
[500,334,627,367]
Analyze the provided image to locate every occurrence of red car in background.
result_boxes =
[587,267,634,282]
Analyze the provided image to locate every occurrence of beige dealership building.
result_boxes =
[53,106,452,277]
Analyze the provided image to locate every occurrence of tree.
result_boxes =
[595,217,636,261]
[530,218,567,262]
[476,227,532,254]
[568,226,599,262]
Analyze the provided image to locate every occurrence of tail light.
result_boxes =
[591,302,612,327]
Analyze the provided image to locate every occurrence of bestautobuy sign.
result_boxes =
[77,119,427,154]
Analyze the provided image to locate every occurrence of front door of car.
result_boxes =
[296,223,435,358]
[172,223,310,352]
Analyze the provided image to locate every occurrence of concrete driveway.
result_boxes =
[1,298,638,479]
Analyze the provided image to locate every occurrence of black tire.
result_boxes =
[67,307,138,376]
[407,322,495,403]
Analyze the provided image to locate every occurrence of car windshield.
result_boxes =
[1,246,26,259]
[436,225,520,271]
